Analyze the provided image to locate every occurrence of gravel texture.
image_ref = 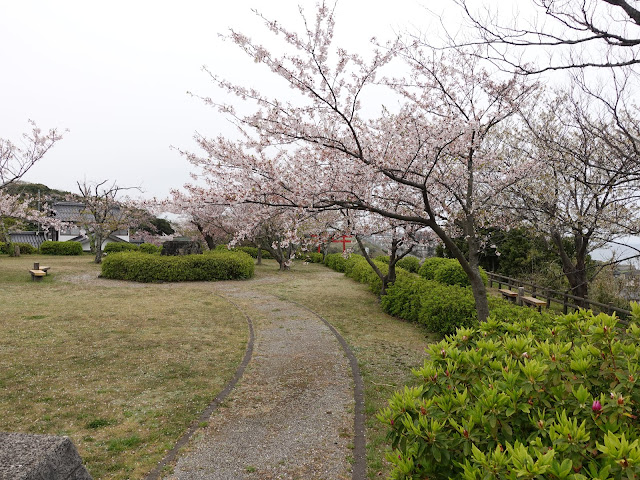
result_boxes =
[163,283,354,480]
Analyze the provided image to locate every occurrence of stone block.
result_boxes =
[0,433,92,480]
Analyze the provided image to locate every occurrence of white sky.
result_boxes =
[0,0,462,199]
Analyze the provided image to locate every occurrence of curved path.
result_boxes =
[155,280,365,480]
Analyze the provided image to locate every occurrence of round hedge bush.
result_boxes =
[40,241,84,255]
[381,274,478,334]
[100,250,254,282]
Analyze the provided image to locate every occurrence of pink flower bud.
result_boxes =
[592,400,602,412]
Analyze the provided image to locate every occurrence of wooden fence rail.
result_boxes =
[487,272,632,321]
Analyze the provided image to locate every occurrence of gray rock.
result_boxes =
[0,433,92,480]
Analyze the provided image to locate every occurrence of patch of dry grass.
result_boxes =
[253,261,438,479]
[0,255,248,479]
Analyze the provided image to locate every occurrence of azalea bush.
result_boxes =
[378,308,640,479]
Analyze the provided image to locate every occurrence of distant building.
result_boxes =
[8,201,130,252]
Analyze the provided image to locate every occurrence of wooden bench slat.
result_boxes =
[498,289,518,297]
[522,296,546,306]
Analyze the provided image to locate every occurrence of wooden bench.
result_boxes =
[33,263,50,275]
[499,289,518,302]
[29,269,46,281]
[522,296,547,312]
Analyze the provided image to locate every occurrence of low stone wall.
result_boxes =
[0,433,92,480]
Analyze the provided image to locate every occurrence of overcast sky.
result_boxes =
[1,0,466,199]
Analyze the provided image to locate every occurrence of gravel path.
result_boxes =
[161,282,356,480]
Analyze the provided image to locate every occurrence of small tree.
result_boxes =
[77,180,141,264]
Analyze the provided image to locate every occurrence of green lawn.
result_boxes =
[0,254,248,479]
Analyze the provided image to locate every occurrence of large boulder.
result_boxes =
[161,238,202,256]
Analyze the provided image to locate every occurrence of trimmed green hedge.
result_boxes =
[100,250,255,282]
[40,241,83,255]
[374,255,390,264]
[104,242,139,253]
[138,243,161,254]
[381,274,478,335]
[13,242,37,254]
[214,245,273,259]
[325,253,553,336]
[417,257,451,279]
[419,257,488,287]
[324,253,349,272]
[396,255,420,273]
[303,252,324,263]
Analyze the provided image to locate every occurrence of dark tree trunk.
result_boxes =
[195,223,215,250]
[429,220,490,323]
[264,242,290,271]
[256,246,262,265]
[355,235,411,296]
[94,234,103,264]
[551,231,590,306]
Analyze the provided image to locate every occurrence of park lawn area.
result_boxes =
[253,261,438,479]
[0,254,248,479]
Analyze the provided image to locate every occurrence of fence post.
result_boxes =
[517,287,524,306]
[545,289,551,309]
[563,293,568,314]
[608,302,614,315]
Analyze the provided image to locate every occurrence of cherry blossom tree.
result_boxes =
[509,88,640,301]
[183,4,540,321]
[1,121,66,241]
[162,189,237,250]
[1,121,65,189]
